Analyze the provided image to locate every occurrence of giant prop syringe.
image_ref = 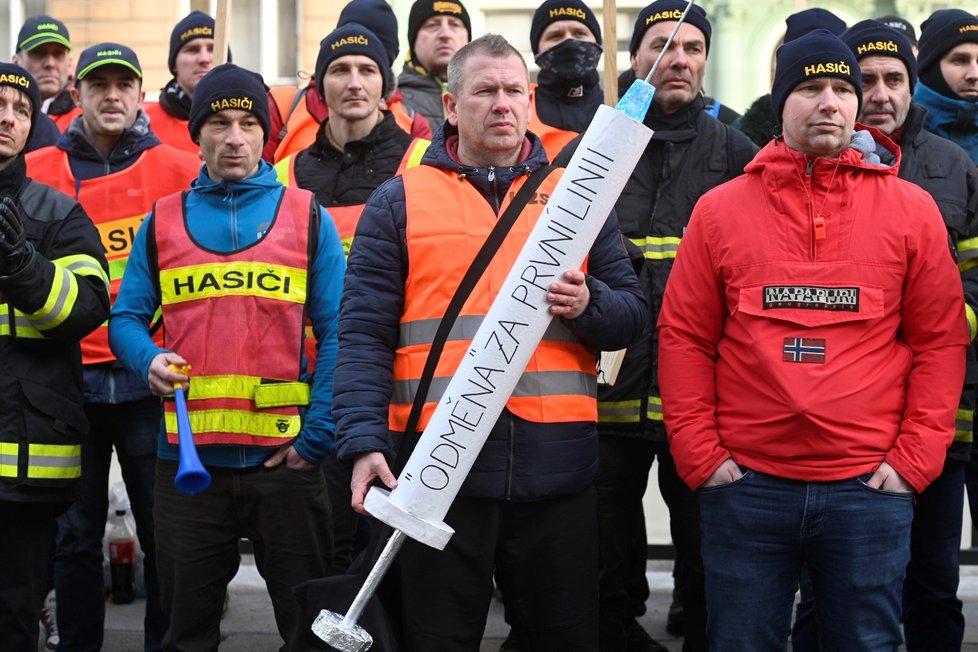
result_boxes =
[313,3,695,649]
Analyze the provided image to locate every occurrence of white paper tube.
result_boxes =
[364,103,654,550]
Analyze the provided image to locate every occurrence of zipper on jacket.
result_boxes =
[488,166,501,214]
[504,414,515,500]
[805,157,816,261]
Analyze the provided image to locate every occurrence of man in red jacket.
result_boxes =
[657,29,968,650]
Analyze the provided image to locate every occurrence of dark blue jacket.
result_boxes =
[333,124,647,500]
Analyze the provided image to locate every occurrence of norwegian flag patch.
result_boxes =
[783,338,826,364]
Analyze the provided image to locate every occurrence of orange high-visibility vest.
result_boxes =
[142,102,199,155]
[153,187,315,447]
[391,164,597,431]
[50,106,80,132]
[26,144,200,364]
[527,83,580,162]
[269,86,320,164]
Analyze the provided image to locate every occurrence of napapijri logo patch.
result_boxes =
[763,285,859,312]
[783,338,826,364]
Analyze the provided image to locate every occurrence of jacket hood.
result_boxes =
[59,109,160,163]
[747,124,901,178]
[419,121,549,199]
[192,158,281,196]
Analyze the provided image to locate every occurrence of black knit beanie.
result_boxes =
[338,0,400,66]
[0,63,40,150]
[629,0,711,56]
[407,0,471,53]
[316,23,390,98]
[188,64,270,143]
[876,15,917,48]
[530,0,602,55]
[842,20,916,92]
[168,11,215,74]
[784,8,845,44]
[771,29,862,124]
[918,9,978,75]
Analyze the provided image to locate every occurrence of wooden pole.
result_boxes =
[214,0,232,66]
[603,0,618,105]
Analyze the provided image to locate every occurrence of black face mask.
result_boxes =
[534,38,602,80]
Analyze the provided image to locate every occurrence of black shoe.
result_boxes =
[665,588,684,637]
[500,628,525,652]
[624,617,669,652]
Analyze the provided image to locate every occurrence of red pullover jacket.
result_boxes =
[658,126,968,492]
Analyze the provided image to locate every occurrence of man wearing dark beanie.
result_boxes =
[789,19,978,652]
[264,0,430,164]
[913,8,978,163]
[574,2,756,651]
[659,27,967,651]
[522,0,604,161]
[398,0,471,133]
[25,40,200,652]
[0,61,110,652]
[110,61,345,651]
[143,10,219,154]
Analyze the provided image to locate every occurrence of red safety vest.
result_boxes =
[392,164,597,431]
[153,187,315,447]
[142,102,200,155]
[25,144,201,364]
[528,83,581,162]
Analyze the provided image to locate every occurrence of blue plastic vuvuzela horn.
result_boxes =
[169,364,211,495]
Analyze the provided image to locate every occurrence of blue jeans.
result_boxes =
[699,469,913,652]
[54,398,166,652]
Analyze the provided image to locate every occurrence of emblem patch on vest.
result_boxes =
[763,285,859,312]
[783,338,826,364]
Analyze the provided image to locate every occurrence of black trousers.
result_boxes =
[594,437,708,652]
[154,459,331,652]
[0,501,63,652]
[396,488,599,652]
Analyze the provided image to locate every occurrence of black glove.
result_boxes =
[0,196,29,274]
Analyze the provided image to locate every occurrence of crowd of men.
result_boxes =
[1,1,978,651]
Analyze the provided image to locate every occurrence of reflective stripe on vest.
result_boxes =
[25,144,199,363]
[392,164,597,431]
[396,138,431,176]
[597,395,664,423]
[527,83,580,162]
[956,407,974,444]
[629,236,682,260]
[154,187,312,447]
[0,442,16,477]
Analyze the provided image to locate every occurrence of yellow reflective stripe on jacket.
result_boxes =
[628,236,682,260]
[967,305,977,342]
[598,399,642,423]
[647,396,664,421]
[27,262,78,331]
[0,307,44,338]
[956,408,974,443]
[27,443,81,479]
[164,409,301,439]
[183,374,310,407]
[275,157,291,186]
[0,442,17,477]
[959,236,978,272]
[404,139,430,169]
[159,262,308,305]
[59,254,110,290]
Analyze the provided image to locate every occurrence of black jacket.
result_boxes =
[293,111,412,208]
[900,101,978,461]
[560,95,758,441]
[0,158,110,504]
[333,124,647,500]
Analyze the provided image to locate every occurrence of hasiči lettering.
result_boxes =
[646,9,684,24]
[331,35,369,50]
[549,7,586,20]
[960,25,978,33]
[181,26,213,41]
[97,49,123,57]
[432,1,463,15]
[170,268,293,296]
[0,73,30,88]
[856,40,898,55]
[210,97,254,112]
[804,60,851,77]
[36,23,60,31]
